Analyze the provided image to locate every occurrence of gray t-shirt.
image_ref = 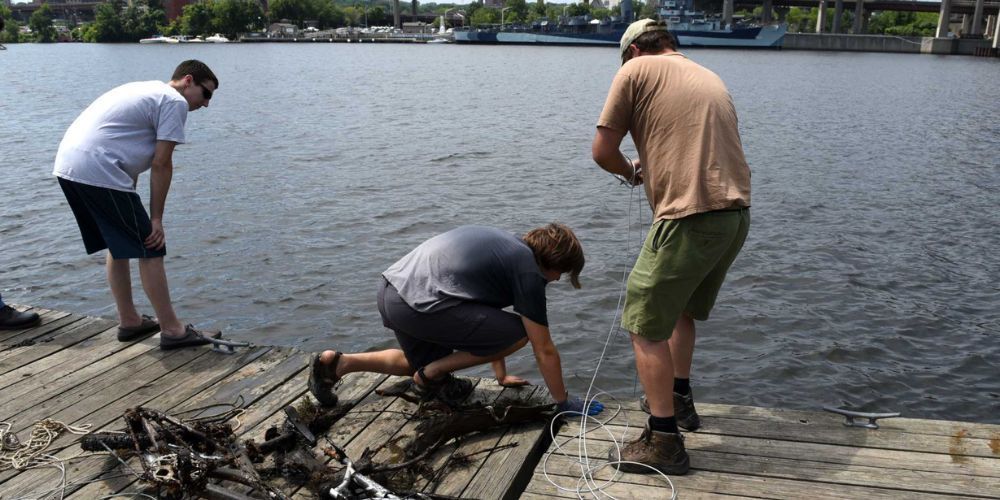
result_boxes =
[53,80,188,192]
[383,225,549,326]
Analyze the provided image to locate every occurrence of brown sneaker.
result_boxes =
[609,425,690,475]
[640,390,702,431]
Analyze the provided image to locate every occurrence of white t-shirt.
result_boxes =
[53,81,188,192]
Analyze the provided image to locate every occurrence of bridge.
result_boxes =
[724,0,999,41]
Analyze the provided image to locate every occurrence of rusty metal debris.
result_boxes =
[84,390,555,499]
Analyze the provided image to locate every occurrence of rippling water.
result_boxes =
[1,43,997,423]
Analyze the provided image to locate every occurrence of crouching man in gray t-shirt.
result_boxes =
[309,224,603,415]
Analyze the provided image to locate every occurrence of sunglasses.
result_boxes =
[197,82,213,100]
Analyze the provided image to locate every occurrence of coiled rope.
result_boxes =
[0,419,92,472]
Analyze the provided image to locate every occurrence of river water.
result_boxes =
[1,43,997,423]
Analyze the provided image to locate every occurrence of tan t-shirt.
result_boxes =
[597,52,751,220]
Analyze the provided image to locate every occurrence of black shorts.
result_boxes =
[377,278,527,369]
[58,177,166,260]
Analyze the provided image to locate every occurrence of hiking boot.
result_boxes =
[414,368,475,407]
[0,305,41,330]
[640,391,702,431]
[609,425,690,475]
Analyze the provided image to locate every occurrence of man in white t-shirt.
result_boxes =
[53,60,221,350]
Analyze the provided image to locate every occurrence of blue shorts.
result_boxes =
[58,177,166,260]
[377,278,527,369]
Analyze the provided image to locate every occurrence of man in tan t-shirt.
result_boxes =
[592,19,751,475]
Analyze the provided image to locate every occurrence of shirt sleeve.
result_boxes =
[156,99,188,144]
[511,272,548,327]
[596,71,634,133]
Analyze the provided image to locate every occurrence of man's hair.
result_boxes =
[523,223,585,289]
[172,60,219,90]
[633,30,677,54]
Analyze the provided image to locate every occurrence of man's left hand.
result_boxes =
[145,219,166,250]
[497,375,531,387]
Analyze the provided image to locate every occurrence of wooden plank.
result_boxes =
[695,402,1000,440]
[0,318,115,376]
[0,334,192,423]
[525,467,981,500]
[453,385,553,500]
[413,383,541,496]
[0,346,271,496]
[591,403,1000,459]
[545,431,1000,498]
[0,311,78,346]
[0,308,70,343]
[0,326,160,408]
[558,419,1000,479]
[289,375,413,499]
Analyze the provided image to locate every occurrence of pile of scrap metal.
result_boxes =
[84,396,556,499]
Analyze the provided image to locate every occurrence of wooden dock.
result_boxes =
[2,306,999,499]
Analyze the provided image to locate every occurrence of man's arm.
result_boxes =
[145,140,177,251]
[592,126,642,185]
[523,316,567,403]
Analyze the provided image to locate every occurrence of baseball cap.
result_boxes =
[620,18,669,66]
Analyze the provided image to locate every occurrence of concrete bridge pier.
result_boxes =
[971,0,985,35]
[852,0,865,33]
[962,14,972,35]
[833,0,844,33]
[816,0,827,32]
[936,0,953,38]
[988,15,997,39]
[393,0,401,28]
[723,0,734,28]
[762,0,773,24]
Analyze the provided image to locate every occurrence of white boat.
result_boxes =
[139,35,174,44]
[427,38,451,44]
[205,34,230,43]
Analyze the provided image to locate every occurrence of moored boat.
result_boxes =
[454,0,785,49]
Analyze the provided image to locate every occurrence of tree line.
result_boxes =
[1,0,944,44]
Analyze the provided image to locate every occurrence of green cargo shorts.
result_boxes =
[622,208,750,341]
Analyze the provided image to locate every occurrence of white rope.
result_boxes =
[541,157,677,499]
[0,420,92,472]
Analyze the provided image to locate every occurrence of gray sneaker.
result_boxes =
[639,391,702,431]
[609,424,690,475]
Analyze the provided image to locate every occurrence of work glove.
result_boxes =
[557,394,605,416]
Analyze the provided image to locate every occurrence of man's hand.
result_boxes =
[628,158,644,186]
[496,374,531,388]
[557,394,605,416]
[145,218,166,250]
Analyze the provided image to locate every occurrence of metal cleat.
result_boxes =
[823,406,900,429]
[207,336,251,354]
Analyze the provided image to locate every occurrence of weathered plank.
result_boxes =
[588,402,1000,459]
[0,335,196,424]
[0,311,80,349]
[0,318,116,376]
[0,308,71,344]
[525,467,982,500]
[457,385,554,500]
[545,431,1000,497]
[0,326,160,410]
[415,383,541,497]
